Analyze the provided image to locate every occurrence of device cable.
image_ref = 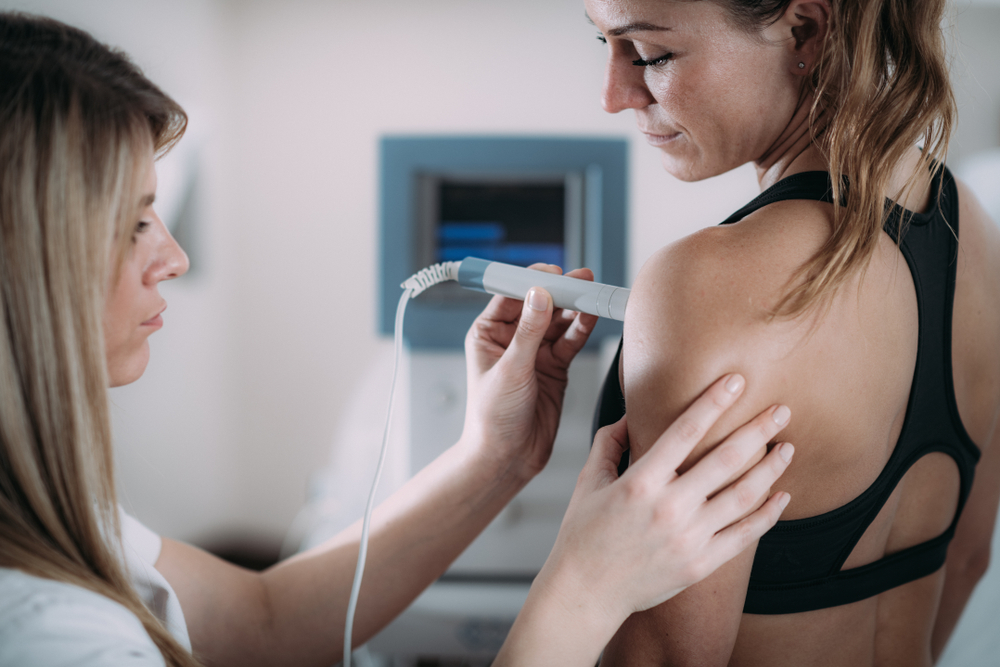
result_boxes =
[343,262,460,666]
[400,260,460,297]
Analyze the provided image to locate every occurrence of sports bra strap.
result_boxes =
[719,172,835,226]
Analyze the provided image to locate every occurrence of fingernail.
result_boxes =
[778,442,794,463]
[778,492,791,510]
[725,374,745,394]
[772,405,791,426]
[527,288,548,311]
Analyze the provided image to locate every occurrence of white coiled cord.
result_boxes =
[400,261,460,297]
[342,262,462,666]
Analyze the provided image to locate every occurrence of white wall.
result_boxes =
[4,0,997,551]
[949,1,1000,164]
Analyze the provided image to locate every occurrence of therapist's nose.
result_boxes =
[147,216,190,285]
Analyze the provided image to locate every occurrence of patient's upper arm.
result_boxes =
[621,229,793,476]
[605,225,807,665]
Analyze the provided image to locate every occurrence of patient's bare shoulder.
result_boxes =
[622,198,835,472]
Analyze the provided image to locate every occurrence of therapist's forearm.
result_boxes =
[493,562,624,667]
[160,439,528,667]
[257,439,529,666]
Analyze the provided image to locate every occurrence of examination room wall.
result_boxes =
[5,0,999,563]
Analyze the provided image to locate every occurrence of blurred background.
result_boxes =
[3,0,999,662]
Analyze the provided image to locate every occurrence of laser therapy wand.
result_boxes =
[402,256,630,321]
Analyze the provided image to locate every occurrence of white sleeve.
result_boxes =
[118,508,191,650]
[120,509,162,565]
[0,573,166,667]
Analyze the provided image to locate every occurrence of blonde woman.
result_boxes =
[0,13,799,667]
[587,0,1000,664]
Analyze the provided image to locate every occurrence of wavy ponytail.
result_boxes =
[716,0,955,317]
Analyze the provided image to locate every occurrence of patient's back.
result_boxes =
[600,157,1000,667]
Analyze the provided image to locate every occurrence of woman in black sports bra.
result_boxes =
[586,0,1000,664]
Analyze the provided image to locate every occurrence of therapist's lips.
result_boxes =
[141,305,166,329]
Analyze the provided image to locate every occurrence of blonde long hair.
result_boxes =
[718,0,955,316]
[0,13,200,667]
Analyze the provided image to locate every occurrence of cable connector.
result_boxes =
[400,261,460,297]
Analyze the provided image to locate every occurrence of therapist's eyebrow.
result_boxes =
[140,193,155,207]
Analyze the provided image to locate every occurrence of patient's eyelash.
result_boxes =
[595,32,671,68]
[633,52,674,67]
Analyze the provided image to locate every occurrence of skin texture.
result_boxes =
[103,152,794,664]
[587,0,1000,665]
[103,155,189,386]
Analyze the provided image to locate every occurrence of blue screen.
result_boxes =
[435,182,566,268]
[437,222,564,266]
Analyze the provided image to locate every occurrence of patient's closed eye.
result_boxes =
[633,53,673,67]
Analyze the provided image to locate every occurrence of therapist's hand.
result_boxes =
[460,264,598,482]
[495,375,793,666]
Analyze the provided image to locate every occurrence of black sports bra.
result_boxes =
[592,167,981,614]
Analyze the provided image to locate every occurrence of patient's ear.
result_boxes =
[771,0,830,75]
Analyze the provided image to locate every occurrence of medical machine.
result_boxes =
[379,135,627,349]
[300,136,628,662]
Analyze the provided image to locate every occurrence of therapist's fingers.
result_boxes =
[537,265,582,341]
[547,268,600,364]
[701,490,790,575]
[701,442,793,529]
[579,417,631,491]
[673,404,791,500]
[633,374,747,477]
[475,263,563,327]
[541,268,588,341]
[502,287,555,370]
[549,312,598,367]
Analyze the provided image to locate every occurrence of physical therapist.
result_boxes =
[0,13,794,667]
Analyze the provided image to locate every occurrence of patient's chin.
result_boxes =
[659,151,742,184]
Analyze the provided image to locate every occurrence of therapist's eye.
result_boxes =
[596,34,607,44]
[131,221,150,243]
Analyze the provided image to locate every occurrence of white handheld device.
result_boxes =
[401,256,630,321]
[457,257,629,321]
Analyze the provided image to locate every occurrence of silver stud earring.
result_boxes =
[798,62,806,69]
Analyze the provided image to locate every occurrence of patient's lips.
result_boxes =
[642,130,682,147]
[638,122,683,147]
